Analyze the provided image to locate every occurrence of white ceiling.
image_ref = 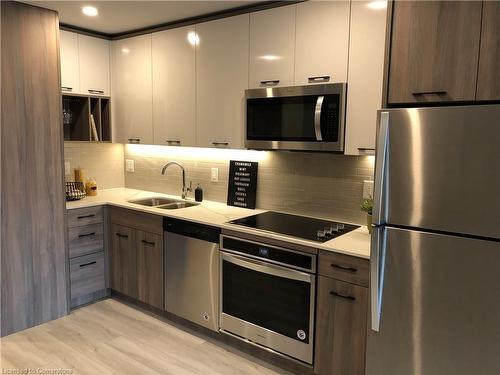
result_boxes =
[25,1,262,35]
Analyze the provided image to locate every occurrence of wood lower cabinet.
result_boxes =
[387,1,482,104]
[109,208,164,308]
[110,224,137,298]
[136,231,163,309]
[314,276,368,375]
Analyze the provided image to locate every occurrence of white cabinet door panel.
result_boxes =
[78,35,110,96]
[60,30,80,93]
[295,1,350,85]
[196,15,249,149]
[111,35,153,144]
[344,1,387,155]
[249,5,296,88]
[152,27,196,147]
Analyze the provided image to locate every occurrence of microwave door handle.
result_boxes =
[314,95,325,141]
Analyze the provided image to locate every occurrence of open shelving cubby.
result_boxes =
[62,93,111,142]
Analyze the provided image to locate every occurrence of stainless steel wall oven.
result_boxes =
[219,234,316,364]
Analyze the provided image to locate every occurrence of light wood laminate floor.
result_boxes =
[1,299,289,375]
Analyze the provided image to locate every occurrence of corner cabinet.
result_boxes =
[111,34,153,144]
[387,1,482,104]
[195,15,249,149]
[152,26,196,147]
[344,0,387,155]
[249,5,296,88]
[314,251,369,375]
[108,207,164,309]
[294,1,350,85]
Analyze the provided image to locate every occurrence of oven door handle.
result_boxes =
[314,95,325,141]
[221,252,312,283]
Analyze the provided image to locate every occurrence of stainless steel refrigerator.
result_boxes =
[366,105,500,375]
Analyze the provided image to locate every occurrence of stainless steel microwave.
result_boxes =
[245,83,346,152]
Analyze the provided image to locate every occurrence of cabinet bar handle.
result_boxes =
[330,291,356,301]
[77,214,95,219]
[166,140,181,145]
[141,240,156,246]
[78,232,96,238]
[61,86,73,92]
[79,261,97,268]
[331,263,357,273]
[115,233,128,239]
[212,142,229,146]
[412,90,447,96]
[260,80,280,85]
[308,76,330,82]
[128,138,140,144]
[88,89,105,94]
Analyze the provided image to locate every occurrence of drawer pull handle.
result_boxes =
[116,233,128,239]
[330,291,356,301]
[260,80,280,86]
[412,90,447,96]
[308,76,330,82]
[77,214,95,219]
[88,89,104,94]
[141,240,156,246]
[61,86,73,92]
[166,140,181,145]
[78,232,96,238]
[212,142,229,146]
[79,261,97,268]
[128,138,140,144]
[331,263,357,273]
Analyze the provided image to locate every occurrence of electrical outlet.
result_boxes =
[64,161,71,177]
[125,159,135,172]
[363,180,374,199]
[211,167,219,182]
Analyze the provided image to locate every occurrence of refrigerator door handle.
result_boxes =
[373,111,389,225]
[370,226,386,332]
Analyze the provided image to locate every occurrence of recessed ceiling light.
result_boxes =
[82,6,98,17]
[366,1,387,10]
[121,48,130,54]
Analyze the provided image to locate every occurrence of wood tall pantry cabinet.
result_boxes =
[387,1,500,104]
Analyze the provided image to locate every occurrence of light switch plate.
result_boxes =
[125,159,135,172]
[211,167,219,182]
[363,180,374,199]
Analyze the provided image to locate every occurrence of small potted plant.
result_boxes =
[361,198,374,233]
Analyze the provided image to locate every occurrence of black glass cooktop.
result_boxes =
[229,211,359,243]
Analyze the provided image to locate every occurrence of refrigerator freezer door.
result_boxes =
[366,227,500,375]
[377,105,500,239]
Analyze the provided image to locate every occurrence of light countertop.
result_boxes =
[67,188,370,259]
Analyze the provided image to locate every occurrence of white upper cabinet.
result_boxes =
[111,34,153,144]
[344,1,387,155]
[78,35,110,96]
[196,15,249,149]
[60,30,80,93]
[249,5,296,88]
[152,27,196,147]
[295,1,350,85]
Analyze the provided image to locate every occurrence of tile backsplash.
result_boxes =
[124,145,374,225]
[64,142,125,189]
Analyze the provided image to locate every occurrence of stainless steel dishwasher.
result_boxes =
[164,217,221,331]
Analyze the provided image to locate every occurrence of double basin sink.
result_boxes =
[128,197,200,210]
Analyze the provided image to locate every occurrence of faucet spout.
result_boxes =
[161,161,191,199]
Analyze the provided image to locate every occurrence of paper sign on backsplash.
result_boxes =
[227,160,258,209]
